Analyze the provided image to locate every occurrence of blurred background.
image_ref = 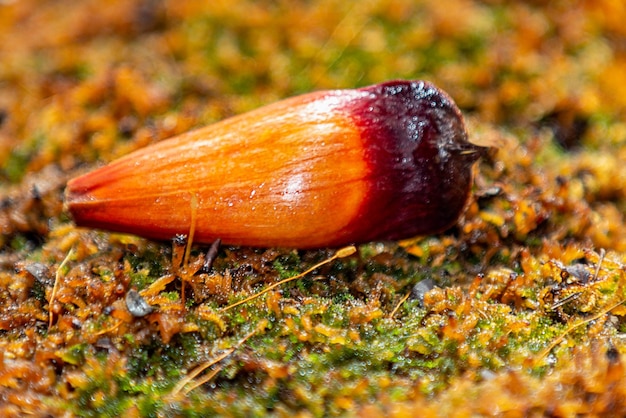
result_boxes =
[1,0,625,181]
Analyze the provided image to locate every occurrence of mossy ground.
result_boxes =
[1,1,626,416]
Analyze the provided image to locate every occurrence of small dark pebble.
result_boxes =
[126,289,154,317]
[410,278,436,307]
[606,345,620,363]
[24,262,51,284]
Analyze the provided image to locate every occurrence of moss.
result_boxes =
[2,150,31,183]
[2,0,626,416]
[60,343,88,365]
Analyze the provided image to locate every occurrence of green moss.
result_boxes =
[126,247,167,289]
[127,334,198,381]
[2,1,626,416]
[2,149,31,183]
[272,252,302,279]
[60,343,87,365]
[9,234,30,252]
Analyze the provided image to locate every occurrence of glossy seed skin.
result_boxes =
[65,80,485,248]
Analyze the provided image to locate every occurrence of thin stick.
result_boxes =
[220,246,356,313]
[170,326,259,396]
[200,238,222,274]
[170,346,237,396]
[49,248,74,328]
[182,365,223,395]
[184,194,198,269]
[389,291,411,319]
[536,298,626,363]
[181,194,199,306]
[93,319,123,336]
[550,292,582,310]
[592,248,606,281]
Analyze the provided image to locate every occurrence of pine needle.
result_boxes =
[181,194,199,306]
[170,322,264,397]
[220,245,356,313]
[49,248,74,328]
[536,297,626,364]
[389,291,411,319]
